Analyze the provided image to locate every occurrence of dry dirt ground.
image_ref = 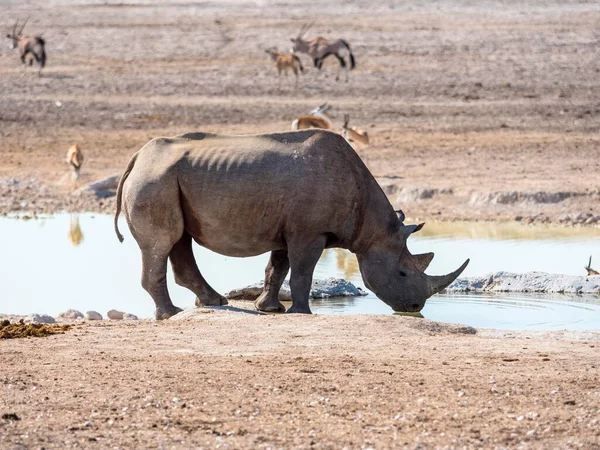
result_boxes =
[0,0,599,224]
[1,312,599,449]
[1,2,600,448]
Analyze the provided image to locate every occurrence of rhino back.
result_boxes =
[133,130,371,256]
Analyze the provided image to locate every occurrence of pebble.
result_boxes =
[107,309,125,320]
[58,309,84,320]
[123,313,138,321]
[85,311,103,321]
[25,314,56,324]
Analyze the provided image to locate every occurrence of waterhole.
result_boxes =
[1,214,599,331]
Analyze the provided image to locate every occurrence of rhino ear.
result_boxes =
[401,222,425,236]
[395,209,405,223]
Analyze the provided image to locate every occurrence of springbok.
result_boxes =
[291,103,334,130]
[290,22,355,82]
[585,256,599,276]
[342,114,369,148]
[6,19,46,76]
[66,144,84,180]
[265,48,304,87]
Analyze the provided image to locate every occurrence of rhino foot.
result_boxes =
[155,305,183,320]
[286,305,312,314]
[254,292,286,313]
[195,294,228,307]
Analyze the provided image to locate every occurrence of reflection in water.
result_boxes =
[418,220,600,241]
[332,248,360,280]
[68,215,84,246]
[1,214,600,331]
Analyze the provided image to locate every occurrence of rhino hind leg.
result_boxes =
[255,249,289,313]
[140,250,183,320]
[170,232,227,307]
[286,235,327,314]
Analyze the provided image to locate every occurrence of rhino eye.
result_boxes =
[399,270,407,277]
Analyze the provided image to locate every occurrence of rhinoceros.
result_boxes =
[114,130,468,319]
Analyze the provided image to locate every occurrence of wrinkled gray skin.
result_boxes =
[114,130,469,320]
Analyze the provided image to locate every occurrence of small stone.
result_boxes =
[107,310,124,320]
[123,313,138,321]
[85,311,103,321]
[58,309,84,320]
[25,314,56,324]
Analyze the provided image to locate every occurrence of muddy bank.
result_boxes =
[1,315,598,448]
[3,174,600,228]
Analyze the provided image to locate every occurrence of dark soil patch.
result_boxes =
[0,320,71,339]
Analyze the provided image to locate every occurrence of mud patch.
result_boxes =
[408,319,477,335]
[0,320,71,339]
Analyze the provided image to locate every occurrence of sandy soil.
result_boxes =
[1,0,599,224]
[1,312,599,449]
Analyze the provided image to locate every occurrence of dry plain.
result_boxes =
[1,1,600,449]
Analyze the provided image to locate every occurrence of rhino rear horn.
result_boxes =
[412,252,434,271]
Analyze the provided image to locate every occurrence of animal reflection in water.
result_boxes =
[68,215,84,246]
[326,248,360,280]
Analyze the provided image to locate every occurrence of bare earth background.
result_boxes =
[0,0,599,224]
[1,1,600,448]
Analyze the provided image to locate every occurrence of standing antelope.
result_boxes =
[6,19,46,76]
[291,103,334,130]
[342,114,369,148]
[265,48,305,87]
[290,22,355,82]
[66,144,84,181]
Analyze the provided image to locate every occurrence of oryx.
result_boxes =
[290,22,355,82]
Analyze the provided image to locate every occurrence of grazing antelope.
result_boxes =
[291,103,334,130]
[265,48,304,87]
[66,144,84,181]
[290,22,356,82]
[585,256,599,276]
[6,19,46,76]
[341,114,369,149]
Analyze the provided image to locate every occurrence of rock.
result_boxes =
[226,278,367,301]
[107,309,125,320]
[72,174,120,199]
[25,314,56,324]
[85,311,103,321]
[448,271,600,294]
[58,309,84,320]
[123,313,138,321]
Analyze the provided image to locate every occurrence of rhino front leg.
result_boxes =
[255,249,289,313]
[169,232,228,307]
[286,235,327,314]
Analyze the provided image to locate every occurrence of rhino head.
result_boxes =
[356,222,469,312]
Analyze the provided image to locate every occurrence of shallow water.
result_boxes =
[1,214,599,331]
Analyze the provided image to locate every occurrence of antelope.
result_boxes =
[342,114,369,149]
[585,256,599,276]
[6,19,46,76]
[265,48,305,87]
[291,103,334,130]
[290,22,355,82]
[66,144,84,180]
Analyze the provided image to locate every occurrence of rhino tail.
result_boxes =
[114,151,139,243]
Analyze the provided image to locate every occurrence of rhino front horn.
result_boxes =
[426,259,470,295]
